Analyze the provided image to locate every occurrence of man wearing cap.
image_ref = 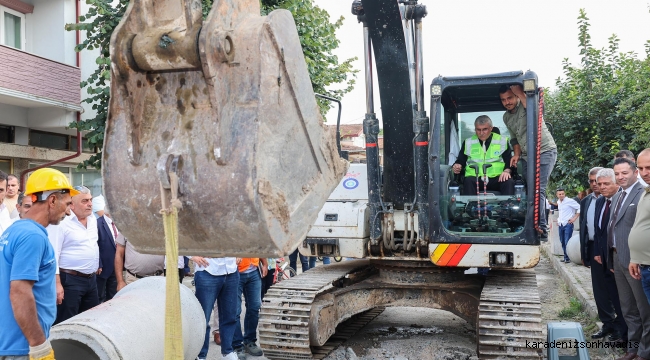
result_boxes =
[47,185,101,324]
[0,168,77,360]
[93,195,118,303]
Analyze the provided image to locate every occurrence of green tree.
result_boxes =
[68,0,356,169]
[545,9,650,194]
[65,0,129,169]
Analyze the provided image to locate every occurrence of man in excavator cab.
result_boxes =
[452,115,516,196]
[500,84,557,238]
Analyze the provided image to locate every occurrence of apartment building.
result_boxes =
[0,0,100,193]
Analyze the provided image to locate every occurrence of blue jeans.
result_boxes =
[194,270,240,357]
[641,265,650,305]
[558,223,574,261]
[289,249,309,273]
[233,270,262,349]
[521,149,557,231]
[321,257,330,265]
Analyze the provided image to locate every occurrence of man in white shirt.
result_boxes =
[4,174,19,219]
[47,185,100,324]
[191,256,240,360]
[556,188,580,263]
[0,171,12,235]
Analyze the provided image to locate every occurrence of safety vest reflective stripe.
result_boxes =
[464,133,508,178]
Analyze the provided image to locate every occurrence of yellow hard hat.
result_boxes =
[24,168,80,199]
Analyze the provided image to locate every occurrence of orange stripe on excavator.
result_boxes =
[436,244,461,266]
[446,244,472,266]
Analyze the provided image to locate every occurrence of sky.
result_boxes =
[314,0,650,125]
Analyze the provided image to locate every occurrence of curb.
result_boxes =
[540,241,599,320]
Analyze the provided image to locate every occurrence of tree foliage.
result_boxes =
[545,9,650,194]
[65,0,129,169]
[67,0,356,169]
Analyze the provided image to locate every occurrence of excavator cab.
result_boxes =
[429,71,543,268]
[431,72,537,243]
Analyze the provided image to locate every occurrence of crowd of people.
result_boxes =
[0,167,327,360]
[565,149,650,360]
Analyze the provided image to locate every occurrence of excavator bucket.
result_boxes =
[103,0,347,257]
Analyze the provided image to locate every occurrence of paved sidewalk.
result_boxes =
[540,232,599,320]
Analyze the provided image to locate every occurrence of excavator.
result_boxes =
[103,0,546,359]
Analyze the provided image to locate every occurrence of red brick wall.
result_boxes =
[0,45,80,106]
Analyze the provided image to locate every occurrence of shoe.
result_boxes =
[616,352,638,360]
[608,330,622,341]
[196,357,206,360]
[591,327,613,339]
[540,230,548,240]
[235,347,247,360]
[244,342,264,356]
[222,353,238,360]
[213,331,221,345]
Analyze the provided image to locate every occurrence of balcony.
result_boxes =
[0,44,81,112]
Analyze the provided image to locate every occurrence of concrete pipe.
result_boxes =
[50,277,205,360]
[567,233,582,265]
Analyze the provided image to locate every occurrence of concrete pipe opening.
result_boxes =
[51,339,100,360]
[50,277,205,360]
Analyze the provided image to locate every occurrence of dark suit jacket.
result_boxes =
[593,196,611,271]
[97,215,116,279]
[607,182,645,270]
[579,194,598,266]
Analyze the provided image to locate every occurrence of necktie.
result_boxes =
[600,199,611,229]
[607,192,627,249]
[111,222,118,239]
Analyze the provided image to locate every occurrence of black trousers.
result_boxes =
[261,268,276,300]
[163,268,185,283]
[55,272,99,325]
[463,176,514,195]
[96,271,117,303]
[588,241,627,335]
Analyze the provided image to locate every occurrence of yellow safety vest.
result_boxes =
[464,133,508,178]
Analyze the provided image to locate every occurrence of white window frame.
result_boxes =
[0,6,26,50]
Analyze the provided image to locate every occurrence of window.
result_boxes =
[0,126,14,143]
[0,159,12,175]
[29,130,96,153]
[0,7,26,50]
[29,130,69,150]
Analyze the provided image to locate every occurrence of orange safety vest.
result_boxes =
[238,258,260,273]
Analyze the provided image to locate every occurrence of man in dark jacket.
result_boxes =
[591,168,627,342]
[94,195,118,302]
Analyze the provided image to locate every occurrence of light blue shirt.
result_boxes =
[194,257,237,276]
[0,220,56,356]
[586,193,600,240]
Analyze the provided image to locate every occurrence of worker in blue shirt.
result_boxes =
[0,168,78,360]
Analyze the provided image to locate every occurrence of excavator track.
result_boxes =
[259,261,374,360]
[477,270,545,359]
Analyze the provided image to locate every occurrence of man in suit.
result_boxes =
[94,195,118,303]
[629,149,650,303]
[591,168,626,341]
[608,157,649,360]
[580,166,602,267]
